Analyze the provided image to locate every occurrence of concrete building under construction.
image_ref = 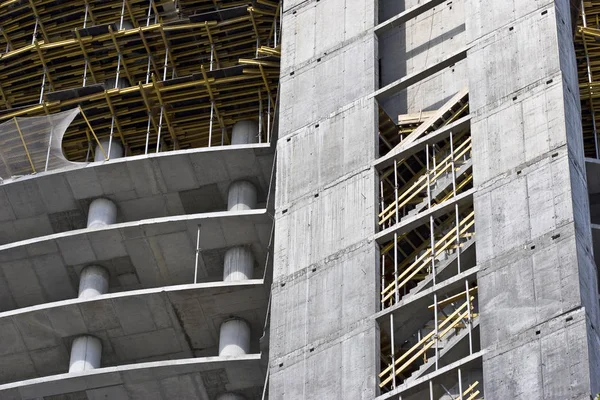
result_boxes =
[0,0,598,399]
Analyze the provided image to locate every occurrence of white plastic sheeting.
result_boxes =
[0,108,81,179]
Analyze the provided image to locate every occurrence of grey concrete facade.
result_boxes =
[268,0,379,397]
[267,0,600,399]
[3,0,600,399]
[467,0,600,398]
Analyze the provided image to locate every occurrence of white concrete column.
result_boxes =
[69,335,102,372]
[104,77,130,91]
[223,246,254,281]
[227,180,257,211]
[231,120,259,145]
[219,318,251,356]
[94,138,124,162]
[78,265,109,299]
[87,198,117,228]
[217,394,246,400]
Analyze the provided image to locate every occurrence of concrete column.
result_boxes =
[219,318,250,356]
[104,77,130,91]
[231,120,259,145]
[78,265,109,299]
[223,246,254,281]
[87,198,117,228]
[216,394,246,400]
[227,180,257,211]
[69,335,102,372]
[94,138,124,162]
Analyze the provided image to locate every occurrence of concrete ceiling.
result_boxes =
[0,281,268,385]
[0,144,274,246]
[0,210,272,312]
[0,355,265,400]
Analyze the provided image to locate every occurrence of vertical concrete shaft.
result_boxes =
[227,181,257,211]
[78,265,109,299]
[231,120,259,145]
[87,198,117,228]
[268,0,378,396]
[94,138,124,162]
[467,0,600,397]
[223,246,254,281]
[69,335,102,372]
[219,318,251,356]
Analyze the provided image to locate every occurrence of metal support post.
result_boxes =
[394,161,399,226]
[32,17,38,44]
[194,225,201,283]
[458,368,463,400]
[156,106,164,153]
[456,204,461,274]
[465,280,473,355]
[209,102,214,147]
[145,115,152,154]
[267,96,272,143]
[429,380,434,400]
[82,4,89,87]
[258,91,263,143]
[163,50,168,81]
[433,292,439,370]
[390,313,396,389]
[108,117,115,158]
[394,232,399,304]
[39,71,46,104]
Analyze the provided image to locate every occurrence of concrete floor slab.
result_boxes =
[0,144,274,246]
[0,209,272,311]
[0,355,264,400]
[0,281,268,385]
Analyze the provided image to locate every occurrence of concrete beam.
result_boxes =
[0,280,268,384]
[0,355,264,400]
[375,0,449,35]
[372,47,469,101]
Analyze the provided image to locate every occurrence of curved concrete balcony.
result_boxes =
[0,209,272,311]
[0,280,267,386]
[0,144,273,246]
[0,355,264,400]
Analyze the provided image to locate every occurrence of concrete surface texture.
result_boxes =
[0,209,271,311]
[0,355,265,400]
[0,280,267,384]
[0,144,272,245]
[269,0,379,397]
[378,0,469,120]
[467,0,600,398]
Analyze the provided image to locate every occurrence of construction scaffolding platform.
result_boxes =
[0,0,280,167]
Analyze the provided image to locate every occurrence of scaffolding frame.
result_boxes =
[0,0,281,162]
